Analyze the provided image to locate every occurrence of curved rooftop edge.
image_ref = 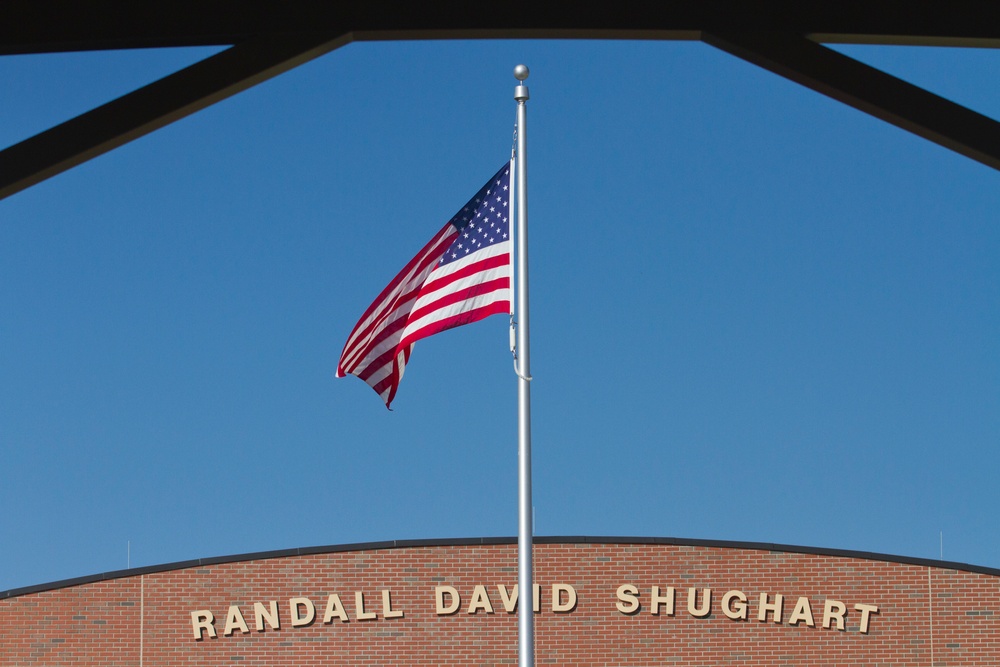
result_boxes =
[4,535,998,601]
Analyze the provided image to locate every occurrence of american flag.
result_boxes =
[337,162,513,408]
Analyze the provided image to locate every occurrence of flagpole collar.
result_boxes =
[514,64,530,102]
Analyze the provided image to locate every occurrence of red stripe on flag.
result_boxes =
[338,225,457,367]
[353,318,408,382]
[419,251,510,297]
[371,344,411,405]
[406,275,510,336]
[345,224,455,333]
[400,300,511,347]
[340,290,416,375]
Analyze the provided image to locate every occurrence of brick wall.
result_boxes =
[2,539,998,666]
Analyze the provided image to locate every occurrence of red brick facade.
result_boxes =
[2,538,998,666]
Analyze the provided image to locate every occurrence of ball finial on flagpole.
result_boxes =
[514,65,530,102]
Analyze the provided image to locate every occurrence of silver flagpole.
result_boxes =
[513,63,534,667]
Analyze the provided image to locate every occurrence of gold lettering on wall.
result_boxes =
[436,586,460,615]
[497,584,518,613]
[687,588,712,618]
[616,584,639,614]
[468,585,494,614]
[722,590,747,620]
[290,598,315,627]
[552,584,577,613]
[383,590,404,619]
[323,594,349,623]
[650,586,675,616]
[253,601,279,632]
[823,599,847,630]
[758,593,783,624]
[189,581,881,640]
[855,603,879,634]
[788,597,815,627]
[191,610,216,640]
[224,605,249,635]
[355,592,377,621]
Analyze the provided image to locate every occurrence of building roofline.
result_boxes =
[4,535,998,600]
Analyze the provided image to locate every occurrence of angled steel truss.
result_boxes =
[2,0,999,200]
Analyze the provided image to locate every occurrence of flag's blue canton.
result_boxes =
[441,165,510,267]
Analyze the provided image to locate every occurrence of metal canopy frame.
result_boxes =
[2,0,999,201]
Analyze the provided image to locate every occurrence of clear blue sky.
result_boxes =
[1,39,997,592]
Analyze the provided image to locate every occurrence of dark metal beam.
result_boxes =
[3,1,1000,55]
[702,31,1000,172]
[3,2,1000,202]
[0,32,349,201]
